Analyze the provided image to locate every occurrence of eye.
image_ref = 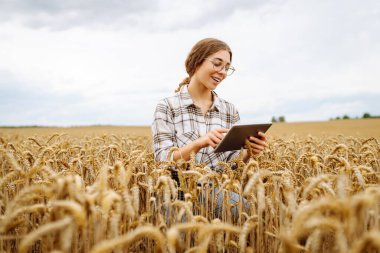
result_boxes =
[212,60,223,67]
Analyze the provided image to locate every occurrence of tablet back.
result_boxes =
[214,123,272,153]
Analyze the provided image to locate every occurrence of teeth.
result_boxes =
[212,77,221,82]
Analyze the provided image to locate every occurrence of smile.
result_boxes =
[212,77,221,83]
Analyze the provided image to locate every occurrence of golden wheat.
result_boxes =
[0,131,379,252]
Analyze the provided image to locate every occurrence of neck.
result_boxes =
[188,78,213,104]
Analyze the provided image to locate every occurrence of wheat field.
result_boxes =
[1,119,379,252]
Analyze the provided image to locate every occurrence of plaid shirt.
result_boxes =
[152,85,240,169]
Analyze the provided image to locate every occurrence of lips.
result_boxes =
[211,76,221,83]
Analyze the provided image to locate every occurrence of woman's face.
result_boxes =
[193,49,231,91]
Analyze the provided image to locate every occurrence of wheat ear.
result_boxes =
[89,225,166,253]
[18,216,72,253]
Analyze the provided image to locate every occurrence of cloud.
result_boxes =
[238,92,380,123]
[0,0,379,126]
[0,0,157,30]
[0,0,275,31]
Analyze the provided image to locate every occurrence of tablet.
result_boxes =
[213,123,272,153]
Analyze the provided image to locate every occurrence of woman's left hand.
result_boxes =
[246,131,269,155]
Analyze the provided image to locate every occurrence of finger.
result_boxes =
[213,131,225,140]
[208,141,217,148]
[249,136,269,147]
[251,135,268,147]
[216,128,229,134]
[208,134,221,145]
[209,140,218,149]
[248,142,265,151]
[252,148,262,154]
[258,131,267,140]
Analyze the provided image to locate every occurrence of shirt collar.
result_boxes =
[179,84,221,112]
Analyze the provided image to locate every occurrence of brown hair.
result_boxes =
[175,38,232,92]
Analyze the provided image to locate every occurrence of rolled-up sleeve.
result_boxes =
[151,99,177,162]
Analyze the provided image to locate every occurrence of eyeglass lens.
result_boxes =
[211,60,234,76]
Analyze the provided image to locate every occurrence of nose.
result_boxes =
[217,67,227,76]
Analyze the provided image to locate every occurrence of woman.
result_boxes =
[152,38,268,168]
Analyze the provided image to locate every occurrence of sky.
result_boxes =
[0,0,379,126]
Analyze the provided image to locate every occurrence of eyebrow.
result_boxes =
[213,57,231,65]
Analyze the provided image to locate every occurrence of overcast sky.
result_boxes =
[0,0,379,126]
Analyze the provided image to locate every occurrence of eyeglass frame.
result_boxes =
[204,58,236,76]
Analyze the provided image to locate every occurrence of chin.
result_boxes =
[203,80,219,91]
[208,82,219,90]
[211,84,219,90]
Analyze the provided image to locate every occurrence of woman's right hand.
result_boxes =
[196,128,229,149]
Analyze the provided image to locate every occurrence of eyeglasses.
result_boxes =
[205,58,235,76]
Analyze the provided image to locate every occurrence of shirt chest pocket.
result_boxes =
[175,130,199,147]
